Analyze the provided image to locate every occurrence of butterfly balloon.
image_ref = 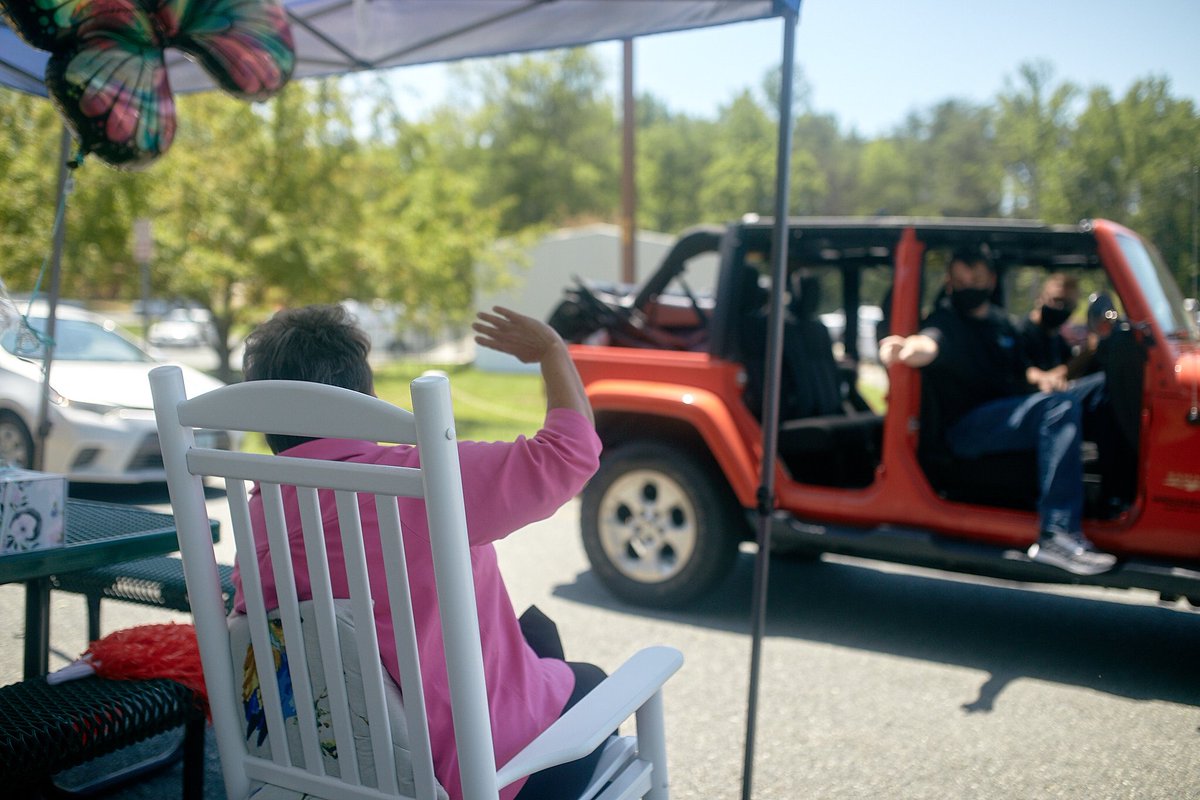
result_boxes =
[0,0,295,169]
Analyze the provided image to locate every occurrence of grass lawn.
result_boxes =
[372,362,546,442]
[240,362,546,454]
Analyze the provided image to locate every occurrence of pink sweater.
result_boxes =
[231,408,602,800]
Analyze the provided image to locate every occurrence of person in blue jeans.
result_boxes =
[879,245,1116,576]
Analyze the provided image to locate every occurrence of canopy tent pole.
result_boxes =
[33,124,72,472]
[741,3,799,798]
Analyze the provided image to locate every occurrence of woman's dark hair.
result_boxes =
[242,304,374,453]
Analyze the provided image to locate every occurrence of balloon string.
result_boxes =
[16,158,78,356]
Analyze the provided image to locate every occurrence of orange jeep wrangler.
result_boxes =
[548,217,1200,606]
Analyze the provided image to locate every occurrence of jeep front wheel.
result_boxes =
[581,443,741,606]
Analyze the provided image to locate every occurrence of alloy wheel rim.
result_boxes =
[597,468,698,584]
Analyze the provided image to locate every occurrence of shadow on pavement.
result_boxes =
[553,551,1200,710]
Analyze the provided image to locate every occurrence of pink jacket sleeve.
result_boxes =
[456,408,601,545]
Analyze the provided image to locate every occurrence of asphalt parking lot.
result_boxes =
[2,482,1198,799]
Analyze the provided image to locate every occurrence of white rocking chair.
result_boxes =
[150,365,682,800]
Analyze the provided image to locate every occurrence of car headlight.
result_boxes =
[51,390,121,417]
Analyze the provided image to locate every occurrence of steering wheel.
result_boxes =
[572,278,627,328]
[570,277,708,350]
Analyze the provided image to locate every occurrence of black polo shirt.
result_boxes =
[1016,316,1072,371]
[920,299,1034,428]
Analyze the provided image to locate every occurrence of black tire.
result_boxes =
[0,411,34,469]
[581,442,743,606]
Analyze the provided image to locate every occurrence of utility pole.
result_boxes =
[620,38,636,285]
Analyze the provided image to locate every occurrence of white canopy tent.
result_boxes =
[2,1,793,95]
[1,3,803,796]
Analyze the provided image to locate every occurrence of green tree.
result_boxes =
[1055,78,1199,287]
[149,93,277,378]
[851,100,999,218]
[994,61,1080,218]
[355,106,509,332]
[758,62,854,215]
[920,100,1003,217]
[143,83,374,378]
[1114,79,1198,289]
[1055,87,1127,220]
[461,49,620,232]
[63,157,155,301]
[789,111,858,215]
[636,96,717,233]
[0,93,62,295]
[692,67,840,221]
[0,93,154,302]
[854,135,921,216]
[698,90,777,219]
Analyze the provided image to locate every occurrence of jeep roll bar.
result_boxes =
[632,226,724,311]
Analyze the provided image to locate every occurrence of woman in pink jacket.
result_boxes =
[233,303,604,800]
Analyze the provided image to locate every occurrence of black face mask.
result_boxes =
[950,287,992,315]
[1040,303,1075,329]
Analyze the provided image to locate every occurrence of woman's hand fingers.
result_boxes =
[473,306,562,363]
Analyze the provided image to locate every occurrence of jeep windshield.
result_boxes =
[1115,232,1199,341]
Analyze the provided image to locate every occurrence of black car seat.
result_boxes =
[738,267,771,419]
[741,273,882,488]
[917,379,1040,510]
[779,276,844,418]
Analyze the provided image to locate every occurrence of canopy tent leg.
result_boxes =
[33,124,73,472]
[741,4,800,799]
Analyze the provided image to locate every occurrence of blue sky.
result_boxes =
[378,0,1199,137]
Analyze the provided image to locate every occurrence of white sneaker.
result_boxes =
[1027,532,1117,576]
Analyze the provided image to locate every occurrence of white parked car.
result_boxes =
[0,303,239,483]
[147,306,216,348]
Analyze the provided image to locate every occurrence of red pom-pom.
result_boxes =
[85,623,209,717]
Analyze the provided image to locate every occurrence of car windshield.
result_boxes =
[1,317,155,362]
[1115,233,1199,341]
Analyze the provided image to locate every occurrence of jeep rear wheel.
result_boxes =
[581,442,741,606]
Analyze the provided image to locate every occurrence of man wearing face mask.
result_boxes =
[1017,272,1080,391]
[879,245,1115,576]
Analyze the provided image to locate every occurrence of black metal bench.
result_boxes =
[51,556,236,642]
[0,674,204,798]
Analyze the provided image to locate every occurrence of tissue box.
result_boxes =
[0,469,67,554]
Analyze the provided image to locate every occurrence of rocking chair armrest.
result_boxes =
[495,645,683,787]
